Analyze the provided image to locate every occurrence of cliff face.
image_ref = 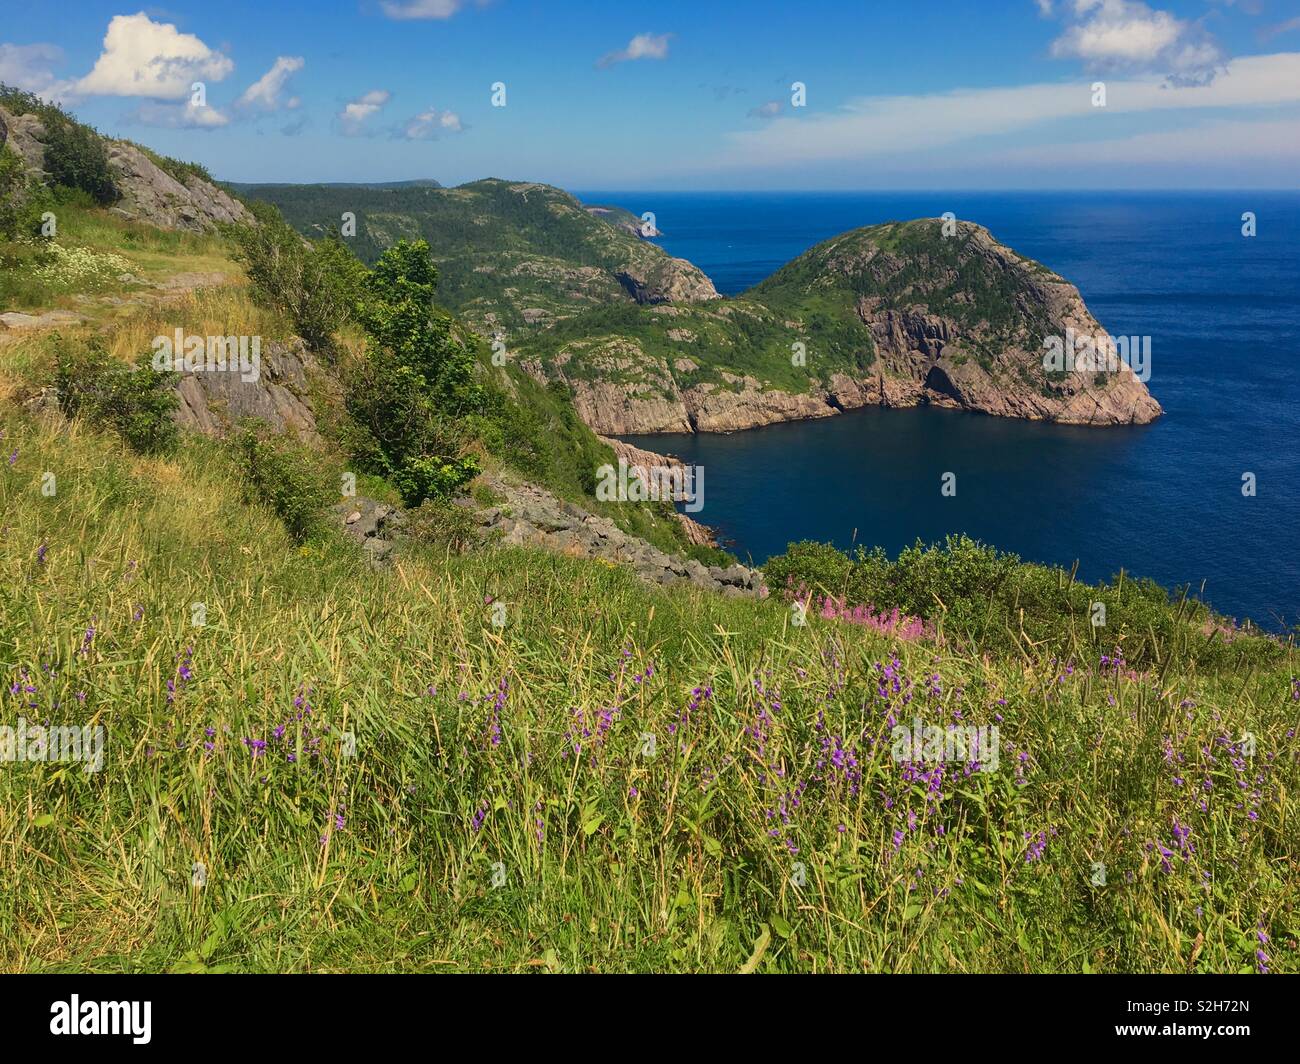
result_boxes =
[103,141,251,232]
[522,220,1162,434]
[825,224,1161,426]
[0,104,252,233]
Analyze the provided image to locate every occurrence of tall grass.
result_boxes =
[1,409,1295,973]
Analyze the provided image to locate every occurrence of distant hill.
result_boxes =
[230,178,442,190]
[506,219,1164,434]
[238,177,717,333]
[239,175,1161,434]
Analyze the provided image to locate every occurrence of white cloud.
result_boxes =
[401,107,464,139]
[990,115,1300,167]
[73,13,234,99]
[380,0,464,19]
[1264,16,1300,39]
[338,89,391,135]
[712,52,1300,170]
[597,33,672,69]
[127,98,230,129]
[1050,0,1223,83]
[237,56,304,112]
[748,100,783,119]
[0,43,68,99]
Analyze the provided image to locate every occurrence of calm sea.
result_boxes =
[577,191,1300,629]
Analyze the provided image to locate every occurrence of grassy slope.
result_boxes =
[1,408,1296,973]
[0,195,236,312]
[0,195,721,564]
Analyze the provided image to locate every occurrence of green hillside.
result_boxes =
[238,178,717,333]
[0,105,1295,975]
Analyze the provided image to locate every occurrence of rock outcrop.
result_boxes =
[523,220,1162,435]
[0,104,252,233]
[615,258,718,305]
[171,338,322,442]
[599,435,718,547]
[103,141,252,232]
[333,476,760,594]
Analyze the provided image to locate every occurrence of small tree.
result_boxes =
[229,203,367,352]
[343,239,482,505]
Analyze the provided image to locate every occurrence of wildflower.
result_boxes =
[1024,830,1048,863]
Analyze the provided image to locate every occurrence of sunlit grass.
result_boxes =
[0,408,1295,973]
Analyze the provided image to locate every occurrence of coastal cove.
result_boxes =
[606,191,1300,629]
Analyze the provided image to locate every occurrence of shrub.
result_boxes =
[404,497,478,554]
[0,146,32,238]
[51,336,179,454]
[1,85,117,205]
[763,539,853,598]
[341,346,479,505]
[44,117,116,205]
[764,534,1283,670]
[233,423,335,542]
[229,203,368,351]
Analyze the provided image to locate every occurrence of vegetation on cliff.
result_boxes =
[0,115,1291,976]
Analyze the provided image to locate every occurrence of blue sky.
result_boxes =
[2,0,1299,188]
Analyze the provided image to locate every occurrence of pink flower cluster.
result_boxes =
[796,591,931,641]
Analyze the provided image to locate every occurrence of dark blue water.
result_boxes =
[578,191,1300,630]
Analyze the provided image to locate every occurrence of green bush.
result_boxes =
[404,497,478,554]
[233,423,335,542]
[44,118,116,205]
[1,85,117,205]
[229,203,368,352]
[0,147,32,238]
[763,539,853,598]
[51,336,179,455]
[765,534,1284,670]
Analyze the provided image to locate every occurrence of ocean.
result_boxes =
[577,190,1300,630]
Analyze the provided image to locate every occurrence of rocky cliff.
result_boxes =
[519,220,1161,434]
[0,103,252,233]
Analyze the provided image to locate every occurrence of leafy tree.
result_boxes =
[354,239,479,410]
[343,240,482,505]
[229,202,367,352]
